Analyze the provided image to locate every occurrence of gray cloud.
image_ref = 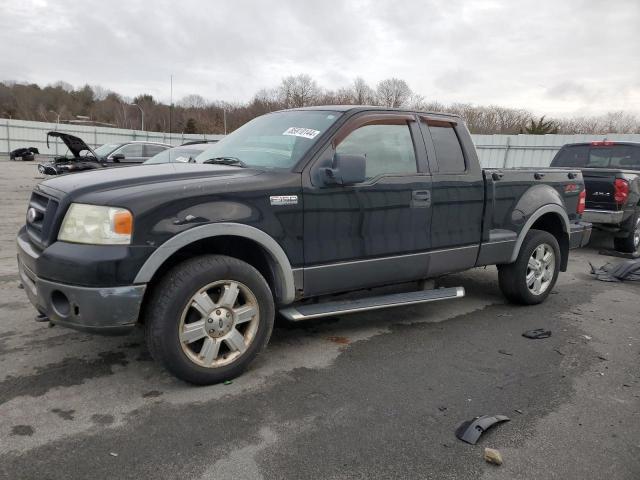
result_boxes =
[1,0,639,116]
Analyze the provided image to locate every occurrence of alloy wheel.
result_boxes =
[526,243,555,295]
[179,280,260,368]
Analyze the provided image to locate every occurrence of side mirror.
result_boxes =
[325,153,366,185]
[111,153,125,162]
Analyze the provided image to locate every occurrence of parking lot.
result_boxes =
[0,159,638,479]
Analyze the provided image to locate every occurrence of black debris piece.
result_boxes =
[522,328,551,339]
[589,259,640,282]
[455,414,510,445]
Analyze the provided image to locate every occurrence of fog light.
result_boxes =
[51,290,70,317]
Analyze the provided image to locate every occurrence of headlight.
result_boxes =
[58,203,133,245]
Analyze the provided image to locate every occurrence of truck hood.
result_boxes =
[38,163,262,196]
[47,131,98,159]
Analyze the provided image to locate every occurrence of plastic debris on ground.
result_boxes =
[589,259,640,282]
[522,328,551,339]
[455,414,510,445]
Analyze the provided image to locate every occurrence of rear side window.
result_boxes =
[552,145,640,170]
[428,123,466,173]
[144,144,168,157]
[336,123,417,180]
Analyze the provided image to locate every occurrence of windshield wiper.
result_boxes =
[203,156,247,167]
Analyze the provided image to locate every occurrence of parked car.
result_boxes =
[38,131,171,175]
[17,106,591,384]
[10,146,39,161]
[550,141,640,253]
[143,141,214,164]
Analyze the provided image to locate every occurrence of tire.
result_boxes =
[498,229,561,305]
[144,254,275,385]
[613,212,640,254]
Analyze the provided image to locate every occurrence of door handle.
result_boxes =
[411,190,431,208]
[535,172,546,180]
[492,172,504,181]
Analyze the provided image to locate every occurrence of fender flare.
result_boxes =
[134,223,296,304]
[509,204,570,263]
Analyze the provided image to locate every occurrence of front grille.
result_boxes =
[25,191,59,250]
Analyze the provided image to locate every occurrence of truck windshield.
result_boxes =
[195,110,341,169]
[551,144,640,170]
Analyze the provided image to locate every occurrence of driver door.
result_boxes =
[302,113,433,296]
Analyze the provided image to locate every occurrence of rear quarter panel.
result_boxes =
[483,168,582,237]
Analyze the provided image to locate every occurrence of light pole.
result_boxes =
[129,103,144,131]
[48,110,60,125]
[223,108,227,135]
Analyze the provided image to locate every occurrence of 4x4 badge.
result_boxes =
[270,195,298,206]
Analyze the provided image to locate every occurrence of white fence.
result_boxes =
[1,118,639,167]
[0,118,224,157]
[473,133,640,168]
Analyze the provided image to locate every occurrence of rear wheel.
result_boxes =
[498,229,560,305]
[145,255,274,385]
[613,212,640,254]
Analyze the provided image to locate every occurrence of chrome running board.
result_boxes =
[279,287,465,321]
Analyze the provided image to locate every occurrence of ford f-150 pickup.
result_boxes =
[17,106,591,384]
[550,141,640,253]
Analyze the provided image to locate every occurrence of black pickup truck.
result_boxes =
[16,106,591,384]
[550,141,640,253]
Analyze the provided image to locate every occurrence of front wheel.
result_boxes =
[498,229,560,305]
[145,255,275,385]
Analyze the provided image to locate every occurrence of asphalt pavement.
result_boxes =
[0,160,638,479]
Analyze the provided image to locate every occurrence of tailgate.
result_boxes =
[581,168,620,211]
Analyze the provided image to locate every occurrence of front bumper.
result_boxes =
[17,235,146,335]
[569,221,592,249]
[582,209,624,226]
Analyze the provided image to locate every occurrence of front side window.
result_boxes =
[428,123,466,173]
[336,123,417,180]
[117,144,144,158]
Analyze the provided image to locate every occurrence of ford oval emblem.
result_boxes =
[27,207,41,223]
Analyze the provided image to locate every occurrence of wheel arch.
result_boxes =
[510,205,570,271]
[134,223,296,305]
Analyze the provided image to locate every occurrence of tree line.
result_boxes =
[1,76,638,135]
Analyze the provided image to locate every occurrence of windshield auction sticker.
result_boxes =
[282,127,321,139]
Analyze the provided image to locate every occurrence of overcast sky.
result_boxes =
[1,0,639,117]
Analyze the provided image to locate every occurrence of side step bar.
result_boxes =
[279,286,465,321]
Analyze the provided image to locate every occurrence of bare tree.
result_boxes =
[376,78,412,108]
[1,78,638,135]
[351,77,376,104]
[179,94,207,109]
[278,74,321,108]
